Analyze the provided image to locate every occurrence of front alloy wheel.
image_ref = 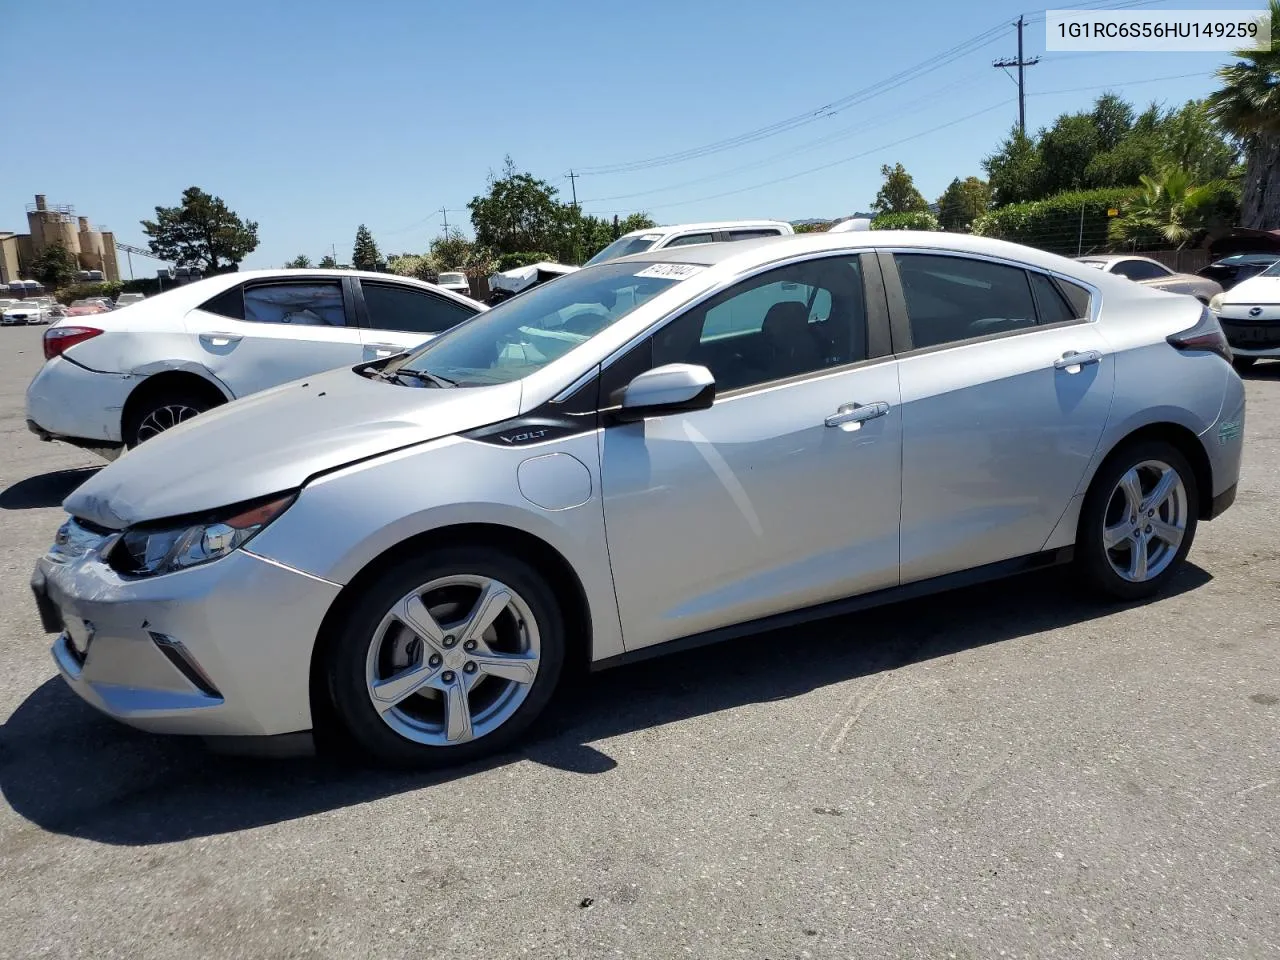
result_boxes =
[326,547,565,767]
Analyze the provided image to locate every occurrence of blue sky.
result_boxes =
[0,0,1262,271]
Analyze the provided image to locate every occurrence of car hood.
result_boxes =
[1222,275,1280,304]
[64,365,524,529]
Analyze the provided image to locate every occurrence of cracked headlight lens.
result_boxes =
[108,493,295,577]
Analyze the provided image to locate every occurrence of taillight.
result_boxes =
[43,326,103,361]
[1167,306,1231,364]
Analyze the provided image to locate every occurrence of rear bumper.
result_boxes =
[26,356,136,445]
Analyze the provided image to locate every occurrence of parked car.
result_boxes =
[584,219,795,266]
[114,292,146,308]
[1076,254,1222,303]
[65,299,110,317]
[1197,252,1280,291]
[31,232,1244,767]
[486,261,579,304]
[26,268,485,457]
[436,272,470,297]
[2,301,51,325]
[1208,257,1280,371]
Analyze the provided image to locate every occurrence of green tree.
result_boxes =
[1159,100,1238,183]
[984,127,1045,205]
[1038,113,1101,194]
[936,177,991,231]
[352,224,381,271]
[30,241,79,287]
[871,163,928,215]
[429,228,474,271]
[1109,167,1231,247]
[387,253,437,280]
[468,157,572,257]
[284,254,312,268]
[1207,1,1280,229]
[141,186,259,274]
[1090,92,1135,151]
[317,254,339,268]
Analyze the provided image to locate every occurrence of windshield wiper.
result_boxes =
[384,368,457,388]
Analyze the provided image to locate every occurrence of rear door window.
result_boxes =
[243,282,347,326]
[893,254,1037,349]
[361,281,476,334]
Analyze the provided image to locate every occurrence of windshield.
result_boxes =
[389,260,699,386]
[1263,260,1280,278]
[438,272,466,285]
[584,233,662,267]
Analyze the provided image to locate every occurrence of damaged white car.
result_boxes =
[26,269,484,457]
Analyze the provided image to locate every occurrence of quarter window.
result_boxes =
[243,282,346,326]
[652,257,867,392]
[362,281,476,334]
[1028,272,1077,325]
[894,254,1037,349]
[664,232,716,248]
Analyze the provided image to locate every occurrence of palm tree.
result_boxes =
[1108,167,1229,248]
[1206,0,1280,229]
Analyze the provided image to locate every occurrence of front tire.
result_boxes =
[1075,440,1199,602]
[325,547,565,768]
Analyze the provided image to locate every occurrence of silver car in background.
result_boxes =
[32,232,1245,767]
[1077,254,1223,304]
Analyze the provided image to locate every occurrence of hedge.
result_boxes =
[970,188,1140,256]
[870,211,940,231]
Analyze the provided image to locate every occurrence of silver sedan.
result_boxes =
[32,232,1245,767]
[1077,254,1223,303]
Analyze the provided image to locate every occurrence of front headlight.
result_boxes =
[1208,293,1224,314]
[107,493,295,577]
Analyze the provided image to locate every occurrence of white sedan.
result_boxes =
[1211,258,1280,371]
[2,301,51,325]
[26,269,484,456]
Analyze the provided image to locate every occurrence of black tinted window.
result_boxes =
[362,282,476,334]
[664,232,716,248]
[1029,272,1076,325]
[894,254,1036,349]
[243,282,346,326]
[1056,277,1091,318]
[653,256,867,392]
[201,285,244,320]
[726,229,782,241]
[1111,259,1169,281]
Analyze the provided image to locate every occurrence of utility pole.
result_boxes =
[566,170,582,264]
[993,15,1040,136]
[440,206,450,238]
[567,170,579,209]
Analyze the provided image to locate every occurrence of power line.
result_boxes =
[1030,70,1215,98]
[588,98,1016,216]
[993,15,1040,135]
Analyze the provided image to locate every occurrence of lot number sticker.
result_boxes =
[634,263,706,280]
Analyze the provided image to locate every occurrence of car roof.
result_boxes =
[1075,254,1162,264]
[618,219,792,240]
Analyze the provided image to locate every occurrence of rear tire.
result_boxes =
[123,390,214,447]
[1075,440,1198,602]
[1232,356,1257,372]
[324,546,565,768]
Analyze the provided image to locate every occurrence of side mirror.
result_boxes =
[613,363,715,422]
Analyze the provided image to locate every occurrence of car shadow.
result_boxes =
[0,467,100,510]
[0,563,1212,846]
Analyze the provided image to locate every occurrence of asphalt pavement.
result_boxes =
[0,323,1277,959]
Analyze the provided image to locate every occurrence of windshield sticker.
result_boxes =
[634,263,706,281]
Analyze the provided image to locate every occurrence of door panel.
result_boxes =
[601,364,902,651]
[897,324,1113,583]
[185,280,362,397]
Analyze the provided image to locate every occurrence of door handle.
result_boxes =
[1053,349,1102,371]
[825,401,890,429]
[199,331,243,347]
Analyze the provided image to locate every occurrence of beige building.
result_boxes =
[0,194,122,286]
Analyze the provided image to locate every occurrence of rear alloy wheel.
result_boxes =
[326,548,565,767]
[1076,441,1198,601]
[124,392,214,447]
[1232,356,1257,372]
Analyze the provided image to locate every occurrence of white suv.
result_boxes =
[26,268,483,456]
[584,220,794,266]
